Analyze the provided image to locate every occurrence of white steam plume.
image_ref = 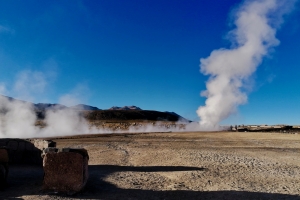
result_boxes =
[0,96,38,138]
[197,0,296,128]
[41,107,97,137]
[0,95,101,138]
[0,68,99,138]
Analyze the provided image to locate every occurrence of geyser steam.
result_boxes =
[0,95,96,138]
[197,0,296,127]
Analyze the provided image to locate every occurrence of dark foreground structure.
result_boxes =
[0,139,88,194]
[0,138,55,189]
[0,139,56,165]
[0,147,9,189]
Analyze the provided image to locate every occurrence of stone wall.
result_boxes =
[0,147,9,188]
[0,139,56,165]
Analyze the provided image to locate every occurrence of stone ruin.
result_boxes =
[0,147,9,189]
[0,138,56,165]
[0,138,56,189]
[42,147,89,194]
[0,138,89,194]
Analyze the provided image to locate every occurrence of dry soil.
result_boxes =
[1,131,300,199]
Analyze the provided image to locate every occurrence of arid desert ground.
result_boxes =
[1,131,300,199]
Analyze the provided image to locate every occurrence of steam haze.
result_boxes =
[197,0,296,127]
[0,95,97,138]
[0,70,99,138]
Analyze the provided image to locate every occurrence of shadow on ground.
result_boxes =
[1,164,300,200]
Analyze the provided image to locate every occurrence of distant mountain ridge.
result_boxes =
[83,110,190,122]
[0,95,189,122]
[109,106,141,110]
[70,104,101,111]
[0,95,140,111]
[35,103,67,111]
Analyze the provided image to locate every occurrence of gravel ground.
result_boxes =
[1,131,300,199]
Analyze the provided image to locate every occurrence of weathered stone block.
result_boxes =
[22,151,33,164]
[0,142,6,147]
[0,139,56,165]
[0,148,9,163]
[25,142,34,151]
[0,139,9,147]
[42,148,89,194]
[33,139,56,151]
[0,164,6,189]
[41,147,59,158]
[7,141,18,151]
[33,149,43,165]
[18,141,25,151]
[0,147,9,189]
[13,150,24,164]
[7,150,14,163]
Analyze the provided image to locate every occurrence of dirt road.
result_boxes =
[1,131,300,199]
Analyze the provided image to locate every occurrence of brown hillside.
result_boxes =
[81,110,187,122]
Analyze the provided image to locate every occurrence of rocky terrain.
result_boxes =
[1,131,300,199]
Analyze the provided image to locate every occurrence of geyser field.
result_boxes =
[1,0,300,199]
[1,97,299,199]
[1,131,300,199]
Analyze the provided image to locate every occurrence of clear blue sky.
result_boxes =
[0,0,299,125]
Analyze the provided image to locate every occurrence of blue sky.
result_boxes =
[0,0,299,125]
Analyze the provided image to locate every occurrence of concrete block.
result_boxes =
[0,148,9,163]
[42,148,89,194]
